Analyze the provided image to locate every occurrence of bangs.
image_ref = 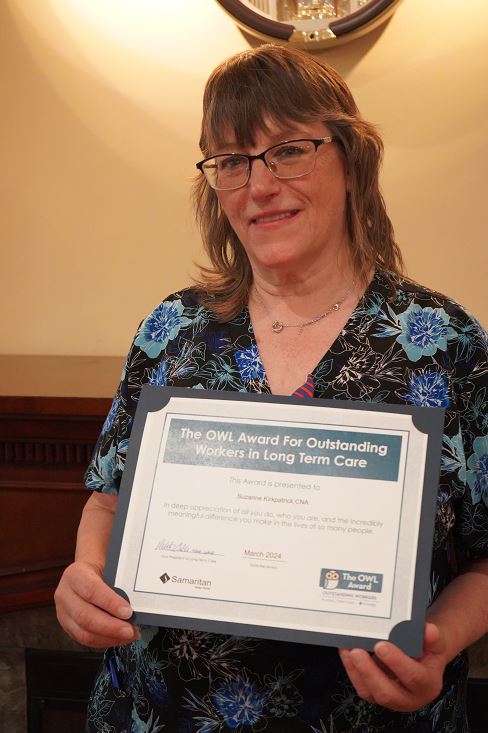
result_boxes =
[200,47,354,154]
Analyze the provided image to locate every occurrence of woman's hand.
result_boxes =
[55,559,140,648]
[339,559,488,712]
[54,492,139,648]
[338,623,447,712]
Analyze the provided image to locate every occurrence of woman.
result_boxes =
[55,45,488,732]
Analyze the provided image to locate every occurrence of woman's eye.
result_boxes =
[276,145,306,159]
[219,156,245,171]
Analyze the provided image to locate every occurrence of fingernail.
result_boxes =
[349,649,362,662]
[375,643,389,659]
[117,606,133,619]
[121,626,135,639]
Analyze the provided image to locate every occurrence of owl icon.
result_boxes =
[323,570,340,589]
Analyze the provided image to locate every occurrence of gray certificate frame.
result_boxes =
[105,385,444,656]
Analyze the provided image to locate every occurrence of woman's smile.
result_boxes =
[250,208,300,226]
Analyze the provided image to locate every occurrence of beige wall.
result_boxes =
[1,0,487,356]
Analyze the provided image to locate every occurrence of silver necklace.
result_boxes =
[254,282,355,335]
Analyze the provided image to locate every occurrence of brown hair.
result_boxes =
[192,44,403,319]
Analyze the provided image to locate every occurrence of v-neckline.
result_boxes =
[244,271,382,396]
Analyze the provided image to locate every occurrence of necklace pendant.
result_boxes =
[271,320,284,333]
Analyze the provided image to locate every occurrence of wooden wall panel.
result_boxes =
[0,396,111,613]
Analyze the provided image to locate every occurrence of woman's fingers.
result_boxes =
[62,561,132,619]
[372,641,441,698]
[349,647,418,710]
[60,597,138,648]
[54,561,139,647]
[341,647,413,710]
[421,622,444,657]
[339,625,446,712]
[338,649,374,702]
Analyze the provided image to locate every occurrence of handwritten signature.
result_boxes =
[155,538,217,555]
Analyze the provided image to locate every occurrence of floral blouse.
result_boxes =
[85,271,488,733]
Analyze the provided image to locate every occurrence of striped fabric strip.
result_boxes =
[292,374,314,398]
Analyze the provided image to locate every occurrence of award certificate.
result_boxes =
[105,386,444,655]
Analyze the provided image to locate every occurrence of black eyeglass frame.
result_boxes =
[196,136,336,190]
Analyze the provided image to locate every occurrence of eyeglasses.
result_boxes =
[196,137,336,191]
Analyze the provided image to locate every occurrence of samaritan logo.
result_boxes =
[160,572,211,589]
[319,568,383,593]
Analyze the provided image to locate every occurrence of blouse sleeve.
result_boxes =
[84,336,143,495]
[452,311,488,561]
[83,291,195,494]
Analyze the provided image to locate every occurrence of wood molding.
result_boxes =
[0,439,95,467]
[0,392,111,613]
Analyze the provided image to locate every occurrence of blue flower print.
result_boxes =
[213,677,266,729]
[399,370,451,408]
[396,304,455,362]
[131,708,164,733]
[198,354,242,390]
[146,665,168,707]
[101,393,121,435]
[235,345,265,384]
[451,319,484,360]
[441,433,466,476]
[85,440,128,493]
[394,288,411,306]
[147,361,168,386]
[85,444,119,492]
[460,436,488,505]
[135,300,192,358]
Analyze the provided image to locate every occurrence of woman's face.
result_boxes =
[214,120,349,278]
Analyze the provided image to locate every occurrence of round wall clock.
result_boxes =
[216,0,404,50]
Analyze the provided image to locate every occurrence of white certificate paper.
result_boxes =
[105,387,444,655]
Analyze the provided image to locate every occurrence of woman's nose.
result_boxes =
[247,158,281,195]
